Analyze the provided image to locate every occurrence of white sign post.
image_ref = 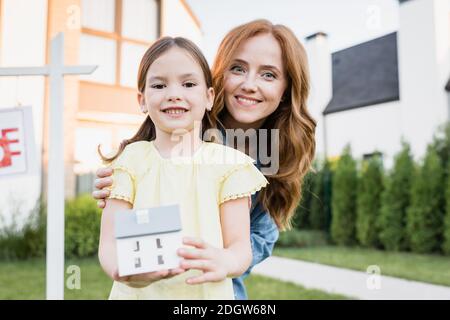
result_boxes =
[0,33,97,300]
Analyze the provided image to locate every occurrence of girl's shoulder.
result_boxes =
[201,142,257,166]
[107,141,153,174]
[122,140,153,154]
[204,142,269,204]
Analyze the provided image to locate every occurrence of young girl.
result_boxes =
[94,20,316,299]
[98,37,268,300]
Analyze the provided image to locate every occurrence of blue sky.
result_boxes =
[186,0,399,63]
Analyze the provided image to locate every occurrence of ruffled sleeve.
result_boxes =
[107,165,136,205]
[218,158,269,205]
[103,143,147,205]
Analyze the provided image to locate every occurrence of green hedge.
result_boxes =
[65,194,101,259]
[0,199,46,261]
[291,122,450,255]
[293,170,315,229]
[310,161,332,232]
[356,156,383,248]
[378,142,414,251]
[330,146,357,246]
[406,145,445,253]
[443,161,450,254]
[276,229,329,248]
[0,194,101,261]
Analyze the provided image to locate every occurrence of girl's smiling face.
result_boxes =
[139,46,214,135]
[223,33,287,129]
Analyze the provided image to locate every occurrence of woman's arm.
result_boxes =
[99,198,185,287]
[177,197,252,284]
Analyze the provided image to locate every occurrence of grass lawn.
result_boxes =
[0,257,350,300]
[245,274,349,300]
[274,245,450,287]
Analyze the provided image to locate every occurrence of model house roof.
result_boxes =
[323,32,400,115]
[115,205,182,239]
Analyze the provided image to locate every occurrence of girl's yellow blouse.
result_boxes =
[105,140,269,300]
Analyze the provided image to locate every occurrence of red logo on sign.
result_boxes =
[0,128,21,168]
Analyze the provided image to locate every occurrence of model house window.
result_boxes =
[156,238,162,249]
[135,257,141,268]
[133,241,140,252]
[79,0,160,86]
[157,255,164,265]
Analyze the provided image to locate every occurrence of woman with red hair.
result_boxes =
[93,19,316,299]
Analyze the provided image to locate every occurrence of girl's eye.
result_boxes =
[183,82,197,88]
[150,84,165,89]
[262,72,276,80]
[230,65,245,74]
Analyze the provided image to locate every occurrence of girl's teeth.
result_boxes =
[164,109,186,114]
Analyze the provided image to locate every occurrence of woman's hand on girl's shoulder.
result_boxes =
[92,167,114,208]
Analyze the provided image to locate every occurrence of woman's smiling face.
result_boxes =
[223,33,287,129]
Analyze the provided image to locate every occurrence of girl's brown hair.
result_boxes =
[209,19,317,230]
[100,36,215,162]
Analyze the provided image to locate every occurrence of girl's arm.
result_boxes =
[177,197,252,284]
[98,198,130,280]
[99,198,185,287]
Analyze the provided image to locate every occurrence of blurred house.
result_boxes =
[0,0,202,218]
[306,0,450,167]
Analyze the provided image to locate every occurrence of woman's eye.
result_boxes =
[230,65,245,73]
[262,72,276,80]
[183,82,197,88]
[150,84,165,89]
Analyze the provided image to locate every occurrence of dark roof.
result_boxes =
[446,78,450,92]
[323,32,400,115]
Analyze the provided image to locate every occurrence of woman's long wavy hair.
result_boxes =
[99,36,215,162]
[209,19,317,230]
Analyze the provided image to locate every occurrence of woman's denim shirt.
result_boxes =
[231,152,279,300]
[216,127,279,299]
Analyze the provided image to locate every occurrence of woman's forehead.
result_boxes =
[232,34,284,70]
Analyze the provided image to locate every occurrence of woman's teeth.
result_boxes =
[237,96,260,105]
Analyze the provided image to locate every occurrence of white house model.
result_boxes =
[114,204,183,277]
